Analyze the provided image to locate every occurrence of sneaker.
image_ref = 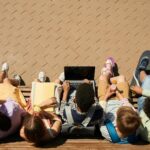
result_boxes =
[104,57,115,76]
[139,56,149,70]
[1,62,9,72]
[101,67,112,76]
[133,56,149,86]
[38,71,46,82]
[58,72,65,82]
[13,74,21,85]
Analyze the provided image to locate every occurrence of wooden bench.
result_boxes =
[1,86,149,149]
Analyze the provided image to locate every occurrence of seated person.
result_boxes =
[0,98,26,140]
[0,63,26,108]
[57,72,103,127]
[131,56,150,143]
[20,97,62,145]
[99,57,141,143]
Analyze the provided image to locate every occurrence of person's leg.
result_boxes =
[98,74,110,100]
[139,70,147,83]
[0,71,7,83]
[3,78,19,87]
[98,58,115,100]
[138,75,150,111]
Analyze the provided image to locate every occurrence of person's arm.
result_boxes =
[131,85,150,97]
[39,97,57,109]
[50,117,62,137]
[116,91,135,110]
[62,81,70,102]
[99,87,115,111]
[40,111,62,137]
[20,127,28,141]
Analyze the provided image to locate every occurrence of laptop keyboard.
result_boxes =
[70,82,82,89]
[68,80,95,92]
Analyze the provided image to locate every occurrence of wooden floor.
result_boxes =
[1,136,150,150]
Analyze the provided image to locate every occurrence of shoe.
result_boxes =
[58,72,65,82]
[100,67,113,77]
[139,56,149,70]
[133,56,149,86]
[101,57,115,77]
[13,74,21,85]
[38,71,46,82]
[1,62,9,72]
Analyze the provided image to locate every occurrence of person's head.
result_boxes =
[0,111,11,131]
[116,106,141,136]
[23,113,46,144]
[75,83,95,112]
[143,97,150,118]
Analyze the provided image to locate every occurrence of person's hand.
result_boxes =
[130,85,142,95]
[116,90,124,100]
[39,97,57,109]
[63,81,70,93]
[83,79,91,84]
[25,98,33,114]
[104,86,115,101]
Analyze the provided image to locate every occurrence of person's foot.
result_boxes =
[38,71,46,82]
[101,57,115,77]
[58,72,65,83]
[1,62,9,73]
[139,56,149,70]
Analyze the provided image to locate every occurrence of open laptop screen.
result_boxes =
[64,66,95,80]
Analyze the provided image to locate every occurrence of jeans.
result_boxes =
[138,75,150,111]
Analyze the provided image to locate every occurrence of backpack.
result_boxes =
[61,103,100,137]
[105,119,138,144]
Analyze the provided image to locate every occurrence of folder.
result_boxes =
[31,82,57,112]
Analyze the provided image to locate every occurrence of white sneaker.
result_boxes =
[2,62,9,72]
[38,71,46,82]
[58,72,65,82]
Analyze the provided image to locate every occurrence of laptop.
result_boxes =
[64,66,96,92]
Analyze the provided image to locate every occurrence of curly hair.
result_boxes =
[76,83,95,112]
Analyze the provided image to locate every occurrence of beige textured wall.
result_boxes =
[0,0,150,85]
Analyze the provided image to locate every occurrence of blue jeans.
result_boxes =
[138,75,150,111]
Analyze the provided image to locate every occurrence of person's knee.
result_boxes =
[117,75,126,83]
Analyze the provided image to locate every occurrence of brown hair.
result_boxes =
[23,113,46,144]
[116,106,141,136]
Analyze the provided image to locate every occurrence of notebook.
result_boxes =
[31,82,61,112]
[64,66,96,92]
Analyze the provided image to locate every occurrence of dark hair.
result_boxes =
[23,113,46,144]
[0,111,11,131]
[76,83,95,112]
[143,97,150,118]
[117,106,141,136]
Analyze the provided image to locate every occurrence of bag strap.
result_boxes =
[81,103,97,127]
[105,119,138,144]
[65,103,97,127]
[105,119,122,143]
[65,105,74,124]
